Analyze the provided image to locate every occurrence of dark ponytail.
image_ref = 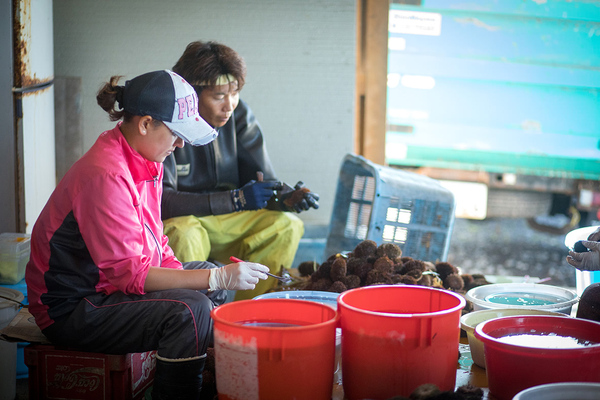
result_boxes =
[96,75,127,121]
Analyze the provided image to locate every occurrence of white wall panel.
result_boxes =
[23,86,56,233]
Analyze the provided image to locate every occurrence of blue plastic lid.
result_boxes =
[254,290,340,309]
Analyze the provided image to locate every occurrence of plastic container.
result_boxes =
[513,382,600,400]
[0,287,25,400]
[253,290,340,309]
[474,315,600,400]
[465,283,578,314]
[460,308,566,369]
[576,270,600,297]
[253,291,343,384]
[324,154,455,262]
[0,233,30,284]
[211,298,339,400]
[337,285,466,399]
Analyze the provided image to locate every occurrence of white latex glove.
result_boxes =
[208,262,269,291]
[567,240,600,271]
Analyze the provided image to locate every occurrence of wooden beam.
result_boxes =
[355,0,389,165]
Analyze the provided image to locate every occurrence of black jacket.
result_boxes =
[162,100,277,219]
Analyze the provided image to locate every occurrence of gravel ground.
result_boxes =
[446,217,578,288]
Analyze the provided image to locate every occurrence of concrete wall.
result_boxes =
[52,0,356,228]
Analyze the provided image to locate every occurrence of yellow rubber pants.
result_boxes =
[163,210,304,300]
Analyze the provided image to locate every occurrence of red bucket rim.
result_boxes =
[337,285,466,318]
[474,314,600,352]
[211,298,339,331]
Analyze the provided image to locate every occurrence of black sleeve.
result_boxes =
[160,100,276,220]
[161,154,235,220]
[234,100,278,183]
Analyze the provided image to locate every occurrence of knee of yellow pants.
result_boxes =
[163,215,211,262]
[233,212,305,301]
[239,211,304,269]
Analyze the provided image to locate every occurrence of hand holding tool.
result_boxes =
[229,256,292,284]
[208,258,269,290]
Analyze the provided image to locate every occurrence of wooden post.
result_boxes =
[355,0,389,165]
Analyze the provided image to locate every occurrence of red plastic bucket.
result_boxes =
[211,298,339,400]
[337,285,466,399]
[474,315,600,400]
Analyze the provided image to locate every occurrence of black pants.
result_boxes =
[42,261,226,359]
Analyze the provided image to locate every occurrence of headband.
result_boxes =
[193,74,237,87]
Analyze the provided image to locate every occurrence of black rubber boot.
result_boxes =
[577,282,600,322]
[151,354,206,400]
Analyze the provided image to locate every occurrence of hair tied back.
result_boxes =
[115,85,125,110]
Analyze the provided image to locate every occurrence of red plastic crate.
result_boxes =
[24,344,156,400]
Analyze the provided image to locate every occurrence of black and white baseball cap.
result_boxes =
[122,70,217,146]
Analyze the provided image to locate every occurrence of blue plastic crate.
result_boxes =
[324,154,456,262]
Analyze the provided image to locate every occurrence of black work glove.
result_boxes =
[279,181,320,213]
[231,180,282,211]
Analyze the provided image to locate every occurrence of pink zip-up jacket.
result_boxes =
[26,123,182,330]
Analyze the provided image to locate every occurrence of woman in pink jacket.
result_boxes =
[25,70,269,400]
